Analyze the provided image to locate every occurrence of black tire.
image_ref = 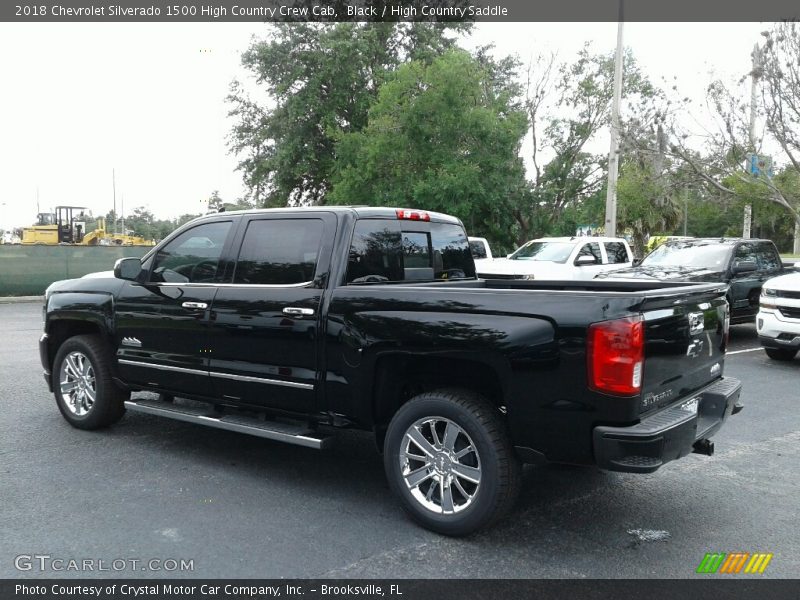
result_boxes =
[765,347,798,361]
[383,389,520,536]
[53,334,129,430]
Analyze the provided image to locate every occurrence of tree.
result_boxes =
[327,50,528,249]
[664,23,800,251]
[514,47,662,244]
[228,22,468,208]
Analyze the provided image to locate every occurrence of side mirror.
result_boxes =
[575,255,598,266]
[114,257,143,281]
[731,260,758,275]
[633,258,643,266]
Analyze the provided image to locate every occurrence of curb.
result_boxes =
[0,296,44,304]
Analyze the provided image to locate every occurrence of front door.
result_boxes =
[207,213,335,413]
[115,219,235,398]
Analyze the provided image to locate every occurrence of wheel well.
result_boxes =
[46,320,103,369]
[371,355,505,431]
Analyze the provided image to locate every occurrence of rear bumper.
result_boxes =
[39,333,53,392]
[593,377,742,474]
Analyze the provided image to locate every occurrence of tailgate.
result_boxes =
[638,285,729,415]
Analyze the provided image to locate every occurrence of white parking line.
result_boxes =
[727,347,763,355]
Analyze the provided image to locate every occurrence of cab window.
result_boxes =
[233,219,324,285]
[347,220,475,284]
[604,241,629,264]
[575,242,602,265]
[756,242,781,272]
[149,221,232,283]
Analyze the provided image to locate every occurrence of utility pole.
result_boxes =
[744,43,763,239]
[604,2,624,238]
[121,193,125,236]
[683,187,689,236]
[112,168,117,235]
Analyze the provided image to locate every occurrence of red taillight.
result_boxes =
[395,209,430,221]
[587,315,644,396]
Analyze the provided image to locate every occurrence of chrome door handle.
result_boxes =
[283,307,315,317]
[182,302,208,310]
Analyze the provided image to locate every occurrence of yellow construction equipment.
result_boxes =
[81,217,153,246]
[22,206,89,244]
[21,207,153,246]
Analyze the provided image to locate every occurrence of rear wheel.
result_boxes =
[53,335,129,429]
[765,347,798,361]
[383,389,520,536]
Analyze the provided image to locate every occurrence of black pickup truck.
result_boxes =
[596,237,788,324]
[40,207,742,535]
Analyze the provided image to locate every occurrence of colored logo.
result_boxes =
[696,552,773,574]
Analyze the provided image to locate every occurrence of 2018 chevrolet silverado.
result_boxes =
[39,207,742,535]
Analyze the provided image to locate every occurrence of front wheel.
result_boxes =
[383,389,520,536]
[765,347,798,361]
[53,334,129,429]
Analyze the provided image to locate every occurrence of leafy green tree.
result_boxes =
[328,50,528,248]
[516,47,661,243]
[228,22,468,208]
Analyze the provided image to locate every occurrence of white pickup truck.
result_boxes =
[476,236,634,281]
[758,271,800,361]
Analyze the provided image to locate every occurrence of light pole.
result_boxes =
[604,2,624,237]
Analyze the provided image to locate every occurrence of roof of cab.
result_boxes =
[197,206,462,224]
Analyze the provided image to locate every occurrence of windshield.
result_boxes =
[642,243,731,268]
[509,241,574,263]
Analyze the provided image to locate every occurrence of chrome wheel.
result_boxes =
[399,416,482,515]
[59,351,96,416]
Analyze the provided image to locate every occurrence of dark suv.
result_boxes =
[597,238,787,324]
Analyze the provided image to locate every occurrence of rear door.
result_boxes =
[637,286,729,415]
[206,212,336,413]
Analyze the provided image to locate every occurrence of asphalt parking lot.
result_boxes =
[1,301,798,579]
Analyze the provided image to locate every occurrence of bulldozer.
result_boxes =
[21,206,153,246]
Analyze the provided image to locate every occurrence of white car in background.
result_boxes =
[757,271,800,361]
[468,237,494,270]
[476,236,634,281]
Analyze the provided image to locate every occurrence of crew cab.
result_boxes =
[597,238,787,324]
[476,236,633,281]
[39,207,742,535]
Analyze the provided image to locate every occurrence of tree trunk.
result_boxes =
[794,218,800,256]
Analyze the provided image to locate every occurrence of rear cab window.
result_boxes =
[347,219,476,284]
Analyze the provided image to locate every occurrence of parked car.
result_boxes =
[476,236,633,281]
[468,236,493,270]
[40,207,741,535]
[757,271,800,361]
[597,237,788,324]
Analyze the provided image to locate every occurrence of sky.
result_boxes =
[0,21,768,228]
